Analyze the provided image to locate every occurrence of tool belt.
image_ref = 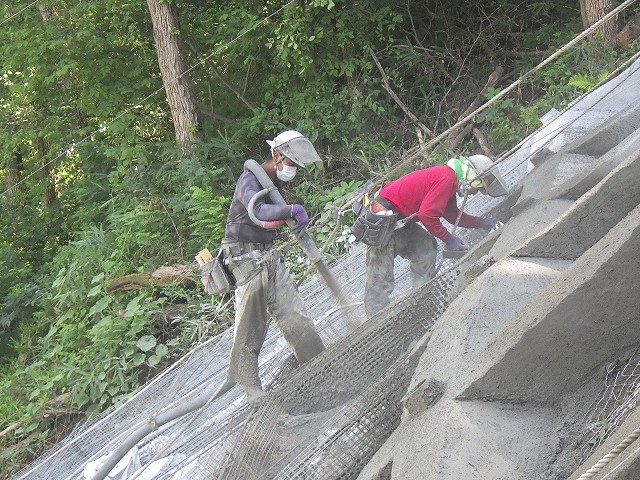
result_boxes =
[371,195,398,213]
[220,239,273,258]
[220,239,273,286]
[350,195,399,247]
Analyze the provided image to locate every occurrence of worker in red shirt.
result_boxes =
[352,155,509,318]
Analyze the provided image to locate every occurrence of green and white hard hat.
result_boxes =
[266,130,323,168]
[447,155,509,197]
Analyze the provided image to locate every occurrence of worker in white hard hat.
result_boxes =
[351,154,509,318]
[220,129,325,408]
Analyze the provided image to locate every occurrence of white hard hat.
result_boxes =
[467,154,509,197]
[266,130,305,150]
[266,130,322,168]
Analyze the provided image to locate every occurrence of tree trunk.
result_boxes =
[38,4,58,208]
[580,0,618,46]
[35,137,57,207]
[4,152,22,204]
[38,4,53,21]
[146,0,200,151]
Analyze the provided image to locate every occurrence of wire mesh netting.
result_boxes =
[580,348,640,460]
[12,153,526,480]
[14,58,640,480]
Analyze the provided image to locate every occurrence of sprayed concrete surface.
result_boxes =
[357,62,640,480]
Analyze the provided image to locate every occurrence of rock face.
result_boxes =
[357,70,640,480]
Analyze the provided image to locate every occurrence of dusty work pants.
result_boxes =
[226,249,325,404]
[364,222,438,318]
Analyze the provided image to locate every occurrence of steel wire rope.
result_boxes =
[296,4,640,280]
[0,0,40,27]
[461,57,640,215]
[599,443,640,479]
[13,3,640,478]
[468,46,640,182]
[578,425,640,479]
[230,76,640,474]
[4,0,636,265]
[580,349,640,459]
[374,18,640,219]
[109,38,640,480]
[430,48,640,476]
[430,57,640,271]
[239,5,640,302]
[0,0,296,199]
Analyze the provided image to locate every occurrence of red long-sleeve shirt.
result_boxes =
[378,165,480,240]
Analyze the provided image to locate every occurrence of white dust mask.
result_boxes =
[276,163,297,182]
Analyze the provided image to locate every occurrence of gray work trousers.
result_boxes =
[364,222,438,318]
[226,249,325,402]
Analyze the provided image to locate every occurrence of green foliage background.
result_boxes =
[1,0,638,473]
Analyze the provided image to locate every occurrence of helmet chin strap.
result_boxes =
[457,181,472,196]
[450,157,472,232]
[454,157,473,196]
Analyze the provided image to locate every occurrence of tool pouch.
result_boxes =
[201,250,236,295]
[226,255,263,286]
[350,206,398,247]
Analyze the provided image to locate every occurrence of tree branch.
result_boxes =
[0,422,20,439]
[185,39,256,113]
[472,127,493,156]
[446,65,503,151]
[368,47,434,138]
[458,65,504,121]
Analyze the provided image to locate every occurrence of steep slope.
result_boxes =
[13,59,640,480]
[357,65,640,480]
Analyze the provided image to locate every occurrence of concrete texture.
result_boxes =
[464,203,640,404]
[551,109,640,201]
[516,146,640,260]
[357,58,640,480]
[358,257,573,480]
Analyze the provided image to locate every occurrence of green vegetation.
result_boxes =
[1,0,638,474]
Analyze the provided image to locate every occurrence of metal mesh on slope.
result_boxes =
[14,90,564,479]
[200,192,523,480]
[13,48,640,480]
[13,152,525,480]
[211,268,458,480]
[580,348,640,459]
